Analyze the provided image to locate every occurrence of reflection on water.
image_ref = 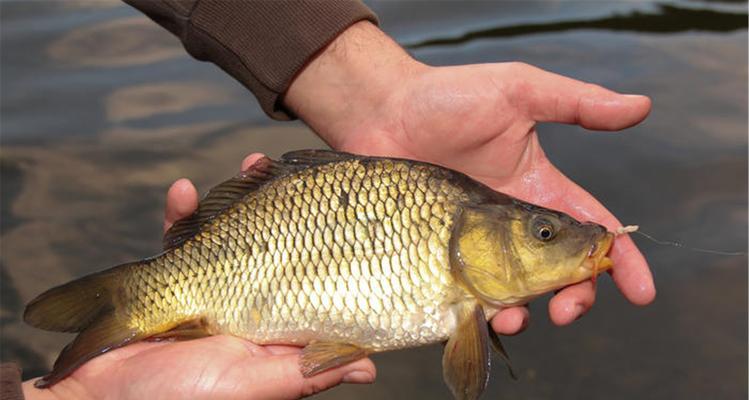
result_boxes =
[58,0,119,10]
[1,1,746,399]
[47,16,184,67]
[105,82,235,122]
[406,4,748,48]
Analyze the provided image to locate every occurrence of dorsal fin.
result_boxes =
[163,150,360,251]
[280,149,358,166]
[163,156,294,251]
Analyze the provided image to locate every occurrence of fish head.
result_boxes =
[450,201,614,306]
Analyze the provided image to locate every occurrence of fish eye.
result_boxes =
[532,217,556,242]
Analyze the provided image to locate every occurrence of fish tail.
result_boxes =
[24,261,147,388]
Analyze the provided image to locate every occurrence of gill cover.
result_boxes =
[449,205,524,306]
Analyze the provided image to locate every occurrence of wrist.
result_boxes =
[284,21,426,148]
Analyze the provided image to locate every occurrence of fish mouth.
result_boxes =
[581,231,615,275]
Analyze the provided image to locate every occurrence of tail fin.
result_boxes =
[24,267,123,333]
[23,262,146,387]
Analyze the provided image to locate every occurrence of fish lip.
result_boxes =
[581,231,615,273]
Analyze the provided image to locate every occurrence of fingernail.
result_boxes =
[574,304,586,321]
[343,370,374,384]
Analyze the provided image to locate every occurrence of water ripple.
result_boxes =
[406,4,748,48]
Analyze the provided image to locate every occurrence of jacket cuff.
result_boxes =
[128,0,378,120]
[1,363,24,400]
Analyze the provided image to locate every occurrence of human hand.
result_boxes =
[284,21,656,332]
[23,174,374,400]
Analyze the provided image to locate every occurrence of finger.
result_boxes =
[164,178,198,233]
[490,306,529,335]
[164,153,264,233]
[555,187,656,306]
[562,200,656,306]
[241,153,266,172]
[606,232,656,306]
[511,63,651,130]
[237,341,302,358]
[263,345,303,356]
[548,280,596,326]
[229,353,376,399]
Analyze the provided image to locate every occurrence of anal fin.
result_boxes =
[300,342,369,377]
[443,303,491,400]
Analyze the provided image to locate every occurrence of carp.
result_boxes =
[25,150,613,399]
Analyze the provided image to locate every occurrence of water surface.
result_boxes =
[1,1,746,399]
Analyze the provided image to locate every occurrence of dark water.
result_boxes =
[1,1,746,398]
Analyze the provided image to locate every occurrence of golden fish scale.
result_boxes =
[123,159,472,351]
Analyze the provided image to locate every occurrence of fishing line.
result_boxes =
[615,225,747,256]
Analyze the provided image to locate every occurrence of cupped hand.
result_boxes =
[284,21,656,333]
[23,177,374,400]
[337,63,655,331]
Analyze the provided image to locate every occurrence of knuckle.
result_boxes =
[300,379,330,398]
[505,61,531,73]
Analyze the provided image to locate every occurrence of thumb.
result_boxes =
[164,178,198,233]
[238,353,376,399]
[510,63,651,131]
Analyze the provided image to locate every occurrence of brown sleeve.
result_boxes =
[1,363,24,400]
[123,0,378,120]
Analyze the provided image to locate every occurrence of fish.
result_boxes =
[24,149,614,399]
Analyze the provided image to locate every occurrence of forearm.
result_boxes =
[284,21,424,148]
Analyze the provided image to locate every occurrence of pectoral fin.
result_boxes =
[300,342,369,377]
[442,303,491,400]
[488,326,517,380]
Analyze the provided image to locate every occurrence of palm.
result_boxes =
[331,63,655,326]
[38,336,371,400]
[340,64,539,182]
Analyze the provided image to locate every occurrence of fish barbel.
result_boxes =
[25,150,614,399]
